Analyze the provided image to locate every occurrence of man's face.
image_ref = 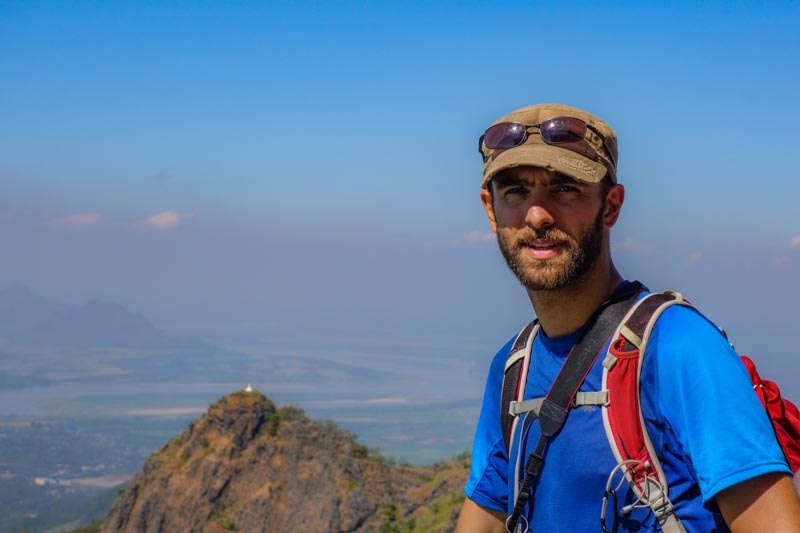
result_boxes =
[481,167,611,292]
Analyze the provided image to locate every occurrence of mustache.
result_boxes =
[513,227,572,245]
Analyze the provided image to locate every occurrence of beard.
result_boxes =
[496,208,604,292]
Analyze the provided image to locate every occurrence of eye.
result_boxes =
[501,186,530,202]
[554,184,580,194]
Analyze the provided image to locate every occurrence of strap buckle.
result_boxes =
[505,513,529,533]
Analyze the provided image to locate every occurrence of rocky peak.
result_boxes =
[102,391,468,533]
[199,391,274,451]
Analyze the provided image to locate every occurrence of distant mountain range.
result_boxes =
[0,284,185,349]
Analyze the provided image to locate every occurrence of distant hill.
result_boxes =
[101,391,469,533]
[0,284,68,337]
[0,285,193,349]
[14,299,176,349]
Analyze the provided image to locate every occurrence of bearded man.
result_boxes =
[455,104,800,532]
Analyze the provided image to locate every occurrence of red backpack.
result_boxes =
[741,355,800,473]
[501,288,800,532]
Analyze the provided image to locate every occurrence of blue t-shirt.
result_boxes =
[465,298,790,532]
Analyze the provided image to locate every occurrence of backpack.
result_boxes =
[501,287,800,532]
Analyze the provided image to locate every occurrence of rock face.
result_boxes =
[103,391,468,533]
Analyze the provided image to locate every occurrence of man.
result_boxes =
[455,103,800,532]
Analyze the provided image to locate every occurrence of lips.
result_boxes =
[522,240,564,259]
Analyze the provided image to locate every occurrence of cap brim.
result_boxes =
[481,144,609,188]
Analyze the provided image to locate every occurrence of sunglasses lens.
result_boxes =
[539,117,586,144]
[483,122,527,150]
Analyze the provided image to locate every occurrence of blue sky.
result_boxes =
[2,2,800,394]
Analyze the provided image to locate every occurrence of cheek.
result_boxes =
[493,203,530,227]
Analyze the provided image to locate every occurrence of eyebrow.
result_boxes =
[492,172,526,189]
[549,173,583,187]
[492,171,583,189]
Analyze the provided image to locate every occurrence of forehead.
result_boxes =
[491,167,585,189]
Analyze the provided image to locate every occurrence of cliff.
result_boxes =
[102,391,468,532]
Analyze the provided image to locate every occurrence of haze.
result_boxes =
[2,2,799,437]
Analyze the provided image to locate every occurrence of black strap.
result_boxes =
[622,292,676,342]
[506,281,645,532]
[501,320,539,452]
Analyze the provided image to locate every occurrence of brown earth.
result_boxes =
[102,391,469,533]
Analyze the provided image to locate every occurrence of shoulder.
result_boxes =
[464,333,520,510]
[645,298,734,358]
[472,332,522,425]
[485,333,522,385]
[637,294,790,500]
[641,298,748,392]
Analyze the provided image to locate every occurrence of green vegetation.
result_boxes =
[209,509,236,531]
[346,430,396,466]
[67,520,103,532]
[163,433,183,450]
[451,450,470,464]
[414,491,465,532]
[378,489,465,533]
[380,501,416,533]
[352,441,369,458]
[261,405,306,437]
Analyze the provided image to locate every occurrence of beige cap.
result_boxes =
[480,103,618,188]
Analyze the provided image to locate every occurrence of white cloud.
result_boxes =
[135,210,191,231]
[52,213,103,228]
[771,257,789,270]
[687,251,703,264]
[613,238,657,253]
[791,235,800,248]
[465,230,495,244]
[442,231,496,246]
[383,434,415,441]
[302,396,409,408]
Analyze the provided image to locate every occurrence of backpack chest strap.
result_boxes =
[509,391,610,417]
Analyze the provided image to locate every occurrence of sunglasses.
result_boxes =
[478,117,617,170]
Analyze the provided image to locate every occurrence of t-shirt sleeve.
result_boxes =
[464,338,513,512]
[647,306,791,502]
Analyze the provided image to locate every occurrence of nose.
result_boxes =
[524,203,555,230]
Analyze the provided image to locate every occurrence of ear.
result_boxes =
[480,188,498,233]
[603,184,625,229]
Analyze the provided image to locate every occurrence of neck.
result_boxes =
[527,259,623,338]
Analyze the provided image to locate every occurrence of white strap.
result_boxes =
[504,347,528,372]
[509,391,609,417]
[657,509,687,533]
[574,390,609,407]
[620,325,642,349]
[602,352,618,370]
[509,397,544,417]
[644,479,687,533]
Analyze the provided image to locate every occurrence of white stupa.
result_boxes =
[245,384,253,393]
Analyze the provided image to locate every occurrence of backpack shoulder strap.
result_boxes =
[500,320,539,454]
[601,290,694,533]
